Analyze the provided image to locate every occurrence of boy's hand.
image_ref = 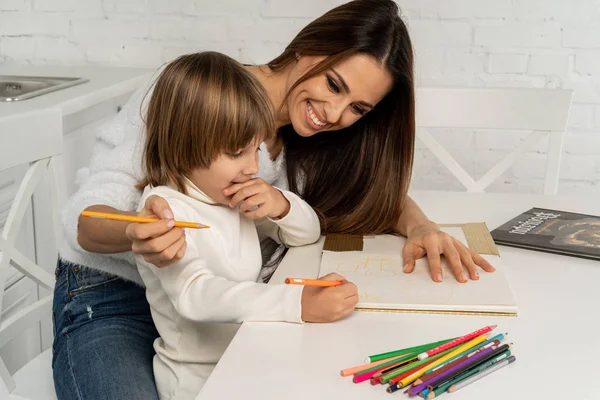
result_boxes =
[224,178,291,220]
[300,273,358,323]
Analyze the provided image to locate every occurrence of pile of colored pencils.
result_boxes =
[340,325,515,397]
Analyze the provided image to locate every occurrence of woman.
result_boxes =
[52,1,494,399]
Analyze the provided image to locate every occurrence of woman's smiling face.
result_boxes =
[284,53,393,137]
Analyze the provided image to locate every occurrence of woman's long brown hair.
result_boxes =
[268,0,415,235]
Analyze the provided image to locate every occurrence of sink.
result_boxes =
[0,75,89,102]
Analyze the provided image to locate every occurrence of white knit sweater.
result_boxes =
[59,74,290,285]
[136,181,319,399]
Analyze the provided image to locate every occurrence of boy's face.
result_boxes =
[188,139,261,206]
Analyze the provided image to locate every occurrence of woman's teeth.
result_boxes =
[307,102,326,127]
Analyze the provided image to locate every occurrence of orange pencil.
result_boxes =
[80,210,209,229]
[284,278,343,287]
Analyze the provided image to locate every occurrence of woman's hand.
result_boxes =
[224,178,291,220]
[402,222,495,283]
[300,273,358,322]
[126,195,187,268]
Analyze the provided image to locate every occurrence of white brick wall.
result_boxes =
[1,0,599,194]
[488,54,528,73]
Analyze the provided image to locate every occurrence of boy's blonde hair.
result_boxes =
[140,51,275,194]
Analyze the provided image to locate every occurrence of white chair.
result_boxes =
[415,87,574,195]
[0,108,63,399]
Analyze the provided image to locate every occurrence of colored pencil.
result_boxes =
[365,338,460,383]
[368,356,419,384]
[387,358,440,386]
[447,355,516,393]
[284,278,343,287]
[382,349,455,385]
[408,345,498,396]
[415,340,501,385]
[365,338,456,363]
[356,352,418,375]
[426,349,513,398]
[80,210,209,229]
[426,378,455,399]
[428,342,512,389]
[340,356,401,377]
[418,325,496,360]
[353,352,421,383]
[422,333,505,374]
[397,334,488,388]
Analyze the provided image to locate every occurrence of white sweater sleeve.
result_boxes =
[255,189,321,247]
[61,79,155,257]
[137,198,304,324]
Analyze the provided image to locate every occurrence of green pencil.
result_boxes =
[366,337,457,362]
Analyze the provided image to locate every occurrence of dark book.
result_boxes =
[490,208,600,261]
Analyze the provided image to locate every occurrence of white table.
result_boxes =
[197,190,600,400]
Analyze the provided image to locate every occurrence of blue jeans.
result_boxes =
[52,258,159,400]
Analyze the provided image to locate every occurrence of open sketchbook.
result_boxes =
[319,224,518,317]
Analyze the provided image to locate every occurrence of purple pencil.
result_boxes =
[407,346,497,396]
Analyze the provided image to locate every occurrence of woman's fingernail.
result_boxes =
[167,220,175,228]
[435,273,442,282]
[163,210,174,220]
[403,264,410,272]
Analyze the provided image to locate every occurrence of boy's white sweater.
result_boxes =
[136,181,319,399]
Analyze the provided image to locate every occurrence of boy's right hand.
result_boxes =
[300,273,359,323]
[126,195,187,268]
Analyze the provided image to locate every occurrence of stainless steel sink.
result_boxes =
[0,75,89,102]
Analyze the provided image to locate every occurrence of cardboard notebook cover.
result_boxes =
[490,208,600,261]
[319,223,518,317]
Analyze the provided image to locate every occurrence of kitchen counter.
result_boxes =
[0,64,154,121]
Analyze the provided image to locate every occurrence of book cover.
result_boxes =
[490,208,600,261]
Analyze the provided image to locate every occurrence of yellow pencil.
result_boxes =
[80,211,209,229]
[397,334,488,388]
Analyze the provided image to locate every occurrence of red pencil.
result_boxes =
[417,325,497,360]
